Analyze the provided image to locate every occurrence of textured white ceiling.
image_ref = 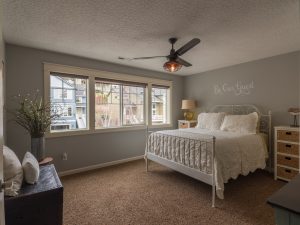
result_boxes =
[3,0,300,76]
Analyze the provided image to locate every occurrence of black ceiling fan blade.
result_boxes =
[175,57,192,67]
[118,56,167,61]
[175,38,200,56]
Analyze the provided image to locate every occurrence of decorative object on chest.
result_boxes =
[38,156,54,166]
[274,126,300,182]
[178,120,197,129]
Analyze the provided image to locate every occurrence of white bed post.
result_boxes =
[146,157,149,172]
[268,110,272,172]
[212,136,216,208]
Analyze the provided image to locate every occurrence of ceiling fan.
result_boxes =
[118,37,201,72]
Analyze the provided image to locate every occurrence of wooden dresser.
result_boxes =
[274,126,300,181]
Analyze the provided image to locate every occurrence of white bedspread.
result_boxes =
[147,128,267,199]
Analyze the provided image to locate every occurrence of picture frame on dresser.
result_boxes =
[274,126,300,181]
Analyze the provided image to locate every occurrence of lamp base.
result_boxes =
[290,115,299,127]
[183,112,194,121]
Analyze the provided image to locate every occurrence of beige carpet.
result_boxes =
[61,159,284,225]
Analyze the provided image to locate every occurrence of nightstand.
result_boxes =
[178,120,197,129]
[274,126,300,181]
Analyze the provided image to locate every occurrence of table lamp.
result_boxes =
[181,100,196,120]
[288,108,300,127]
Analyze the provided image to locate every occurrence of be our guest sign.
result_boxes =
[214,81,254,96]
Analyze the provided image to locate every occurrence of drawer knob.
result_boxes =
[284,156,291,160]
[285,144,292,148]
[286,132,292,135]
[285,169,291,173]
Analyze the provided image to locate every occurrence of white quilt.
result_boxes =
[147,128,267,199]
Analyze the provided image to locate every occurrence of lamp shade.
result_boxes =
[181,100,196,110]
[163,60,182,72]
[288,108,300,113]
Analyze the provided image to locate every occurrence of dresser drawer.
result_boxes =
[277,142,299,156]
[277,130,299,143]
[277,166,298,180]
[277,154,299,169]
[190,122,197,128]
[179,123,188,128]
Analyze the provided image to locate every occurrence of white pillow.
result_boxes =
[220,112,259,134]
[196,112,226,130]
[3,146,23,196]
[22,152,40,184]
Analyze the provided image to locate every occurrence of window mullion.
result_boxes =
[147,84,152,126]
[89,76,95,131]
[120,84,123,127]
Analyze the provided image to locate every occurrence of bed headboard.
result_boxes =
[210,105,272,162]
[210,104,271,134]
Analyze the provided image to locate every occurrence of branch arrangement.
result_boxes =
[13,91,61,138]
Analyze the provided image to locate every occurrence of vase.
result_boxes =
[31,137,45,161]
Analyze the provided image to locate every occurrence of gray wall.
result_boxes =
[184,51,300,127]
[5,44,300,173]
[5,44,184,172]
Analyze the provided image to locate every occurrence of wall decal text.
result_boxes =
[214,81,254,96]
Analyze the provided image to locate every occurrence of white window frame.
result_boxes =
[150,86,171,126]
[48,72,90,133]
[44,63,173,138]
[94,81,146,128]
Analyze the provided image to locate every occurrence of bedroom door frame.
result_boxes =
[0,61,5,225]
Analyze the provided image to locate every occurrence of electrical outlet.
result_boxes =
[62,152,68,161]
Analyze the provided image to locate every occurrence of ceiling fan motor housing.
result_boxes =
[169,37,177,45]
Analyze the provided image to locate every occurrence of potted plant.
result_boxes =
[13,91,61,161]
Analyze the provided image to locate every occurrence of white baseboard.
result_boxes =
[58,155,144,177]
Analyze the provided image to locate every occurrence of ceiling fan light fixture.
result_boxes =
[163,60,182,72]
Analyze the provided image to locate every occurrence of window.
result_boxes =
[95,80,145,129]
[50,73,88,132]
[45,63,172,136]
[123,85,144,125]
[151,86,169,124]
[95,82,121,128]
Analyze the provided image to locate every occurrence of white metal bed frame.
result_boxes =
[145,104,272,207]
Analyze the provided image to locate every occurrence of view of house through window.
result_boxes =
[123,85,144,125]
[95,82,121,128]
[151,86,169,124]
[95,80,145,128]
[50,73,88,131]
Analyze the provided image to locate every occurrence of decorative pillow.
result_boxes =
[22,152,40,184]
[3,145,23,196]
[220,112,259,134]
[196,112,226,130]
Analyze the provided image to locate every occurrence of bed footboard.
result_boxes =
[145,130,216,207]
